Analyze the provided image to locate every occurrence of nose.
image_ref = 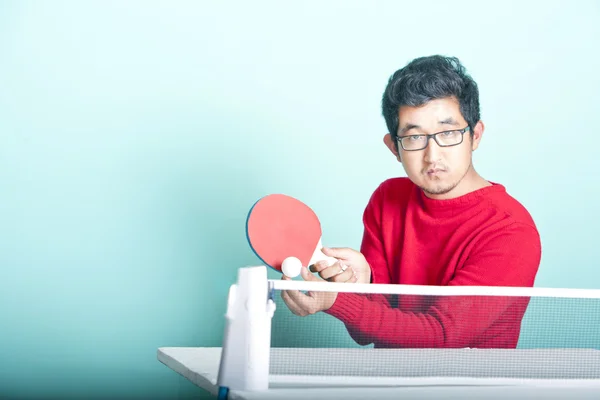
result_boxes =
[423,136,442,163]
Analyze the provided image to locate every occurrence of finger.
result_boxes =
[280,289,304,315]
[280,277,314,315]
[300,265,321,282]
[321,246,355,261]
[285,270,318,305]
[301,267,328,307]
[280,273,307,313]
[318,262,350,280]
[286,288,318,316]
[327,264,356,283]
[309,260,331,273]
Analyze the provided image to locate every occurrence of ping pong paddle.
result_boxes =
[246,194,341,277]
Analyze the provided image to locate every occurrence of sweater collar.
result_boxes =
[417,181,506,216]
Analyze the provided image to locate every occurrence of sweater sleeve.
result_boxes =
[324,222,542,348]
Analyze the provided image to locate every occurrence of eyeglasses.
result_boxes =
[396,126,470,151]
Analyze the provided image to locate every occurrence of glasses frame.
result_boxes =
[396,126,471,151]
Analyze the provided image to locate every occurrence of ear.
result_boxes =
[383,133,402,162]
[470,121,485,151]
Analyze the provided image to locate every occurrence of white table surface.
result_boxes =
[157,347,600,399]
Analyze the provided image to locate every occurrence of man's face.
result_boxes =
[394,97,482,199]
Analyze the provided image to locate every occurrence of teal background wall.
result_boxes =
[1,0,599,398]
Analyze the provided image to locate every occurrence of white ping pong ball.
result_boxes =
[282,256,302,278]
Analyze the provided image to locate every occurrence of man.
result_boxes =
[281,55,542,349]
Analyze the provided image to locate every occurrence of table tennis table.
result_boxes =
[157,346,600,399]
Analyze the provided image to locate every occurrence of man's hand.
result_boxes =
[280,262,357,316]
[280,247,371,317]
[312,247,372,284]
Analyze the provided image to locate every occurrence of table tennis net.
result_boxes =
[266,280,600,383]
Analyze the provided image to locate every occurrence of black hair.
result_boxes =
[381,55,480,144]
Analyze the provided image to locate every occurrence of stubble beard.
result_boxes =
[420,162,472,196]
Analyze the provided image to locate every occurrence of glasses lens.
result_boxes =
[436,130,463,146]
[401,135,427,150]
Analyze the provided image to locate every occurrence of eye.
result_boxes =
[409,135,423,141]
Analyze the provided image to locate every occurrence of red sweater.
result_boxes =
[325,177,541,349]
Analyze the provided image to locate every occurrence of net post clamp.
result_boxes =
[217,266,276,396]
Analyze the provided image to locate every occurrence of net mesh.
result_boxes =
[267,280,600,383]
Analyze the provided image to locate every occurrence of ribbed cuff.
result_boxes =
[324,292,364,324]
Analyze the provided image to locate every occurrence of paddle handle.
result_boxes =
[308,238,339,267]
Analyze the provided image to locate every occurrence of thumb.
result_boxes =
[300,266,320,281]
[321,246,355,261]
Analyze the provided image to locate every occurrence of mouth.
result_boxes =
[426,168,446,176]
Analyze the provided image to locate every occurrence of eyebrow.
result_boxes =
[399,117,461,134]
[439,117,460,126]
[399,123,420,134]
